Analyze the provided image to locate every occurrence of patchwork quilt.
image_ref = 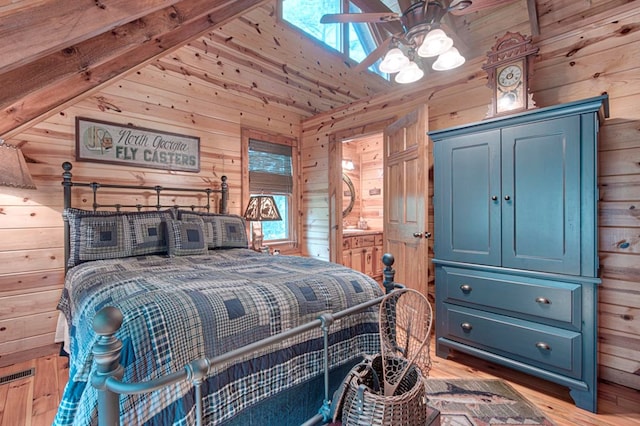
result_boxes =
[54,249,382,425]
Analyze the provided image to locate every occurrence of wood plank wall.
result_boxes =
[300,2,640,391]
[0,57,303,368]
[0,0,637,395]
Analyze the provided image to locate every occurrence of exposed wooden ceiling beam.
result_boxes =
[0,0,268,137]
[527,0,540,36]
[0,0,182,75]
[449,0,518,16]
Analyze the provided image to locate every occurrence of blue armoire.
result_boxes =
[430,95,608,412]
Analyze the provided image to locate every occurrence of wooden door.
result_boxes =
[384,106,430,296]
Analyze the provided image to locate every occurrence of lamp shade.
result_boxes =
[0,141,36,189]
[395,61,424,84]
[417,29,453,58]
[432,47,465,71]
[379,48,410,74]
[243,195,282,221]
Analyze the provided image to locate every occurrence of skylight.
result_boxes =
[281,0,387,78]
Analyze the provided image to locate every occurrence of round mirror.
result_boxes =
[342,173,355,218]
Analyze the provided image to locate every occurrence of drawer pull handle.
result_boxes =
[536,342,551,351]
[460,284,472,293]
[460,322,473,332]
[535,297,551,305]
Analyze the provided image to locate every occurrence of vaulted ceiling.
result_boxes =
[0,0,633,137]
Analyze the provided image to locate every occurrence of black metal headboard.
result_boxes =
[61,161,228,269]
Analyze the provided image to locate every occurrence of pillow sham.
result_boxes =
[64,208,132,268]
[179,211,218,249]
[126,210,173,256]
[216,214,249,248]
[177,211,248,249]
[65,208,175,267]
[166,218,208,257]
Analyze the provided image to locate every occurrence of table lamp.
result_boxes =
[243,195,282,251]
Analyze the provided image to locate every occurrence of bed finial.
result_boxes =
[92,306,124,426]
[220,175,228,214]
[382,253,397,294]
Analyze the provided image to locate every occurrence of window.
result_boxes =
[244,131,297,244]
[281,0,386,77]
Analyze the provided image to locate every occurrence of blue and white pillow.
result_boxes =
[126,210,173,256]
[64,208,132,268]
[166,219,208,257]
[177,211,248,249]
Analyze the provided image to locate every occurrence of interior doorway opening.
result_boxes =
[338,132,385,282]
[341,133,384,232]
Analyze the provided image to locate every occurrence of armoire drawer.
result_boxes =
[443,305,582,379]
[440,266,581,328]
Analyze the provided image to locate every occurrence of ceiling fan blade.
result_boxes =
[320,12,400,24]
[449,0,516,15]
[354,36,395,72]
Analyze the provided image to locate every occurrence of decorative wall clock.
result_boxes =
[483,32,539,117]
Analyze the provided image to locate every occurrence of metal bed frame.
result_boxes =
[60,161,401,425]
[91,256,401,425]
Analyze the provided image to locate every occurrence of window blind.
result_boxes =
[249,139,293,194]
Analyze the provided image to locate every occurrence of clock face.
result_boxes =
[498,64,522,87]
[496,62,525,113]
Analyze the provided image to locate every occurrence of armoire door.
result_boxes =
[501,115,581,275]
[433,129,501,266]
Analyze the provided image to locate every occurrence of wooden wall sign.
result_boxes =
[75,117,200,172]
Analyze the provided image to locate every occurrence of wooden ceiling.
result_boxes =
[0,0,634,137]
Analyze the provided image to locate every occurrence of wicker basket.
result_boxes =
[332,354,429,426]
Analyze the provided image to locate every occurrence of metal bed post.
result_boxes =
[382,253,398,294]
[220,175,228,214]
[62,162,73,272]
[91,307,125,426]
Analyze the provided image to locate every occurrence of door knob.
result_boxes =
[491,195,498,201]
[504,195,511,201]
[413,232,432,238]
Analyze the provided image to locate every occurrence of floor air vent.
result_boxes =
[0,367,35,385]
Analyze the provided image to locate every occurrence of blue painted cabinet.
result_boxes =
[430,96,607,413]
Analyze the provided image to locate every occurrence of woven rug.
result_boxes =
[424,378,556,426]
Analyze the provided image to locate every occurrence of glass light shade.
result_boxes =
[394,62,424,84]
[0,141,36,190]
[379,48,410,74]
[417,29,453,58]
[432,47,465,71]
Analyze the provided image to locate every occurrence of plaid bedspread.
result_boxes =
[54,249,383,425]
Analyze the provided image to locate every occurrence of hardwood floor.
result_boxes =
[0,345,638,425]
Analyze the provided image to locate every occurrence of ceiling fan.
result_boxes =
[320,0,510,83]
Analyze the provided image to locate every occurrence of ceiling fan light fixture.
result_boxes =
[395,61,424,84]
[379,47,410,74]
[432,46,465,71]
[417,28,453,58]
